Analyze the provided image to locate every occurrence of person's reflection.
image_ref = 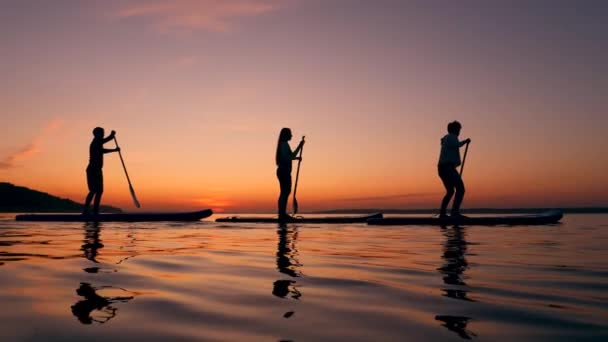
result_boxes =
[435,315,475,340]
[71,282,134,324]
[435,225,476,339]
[82,222,103,273]
[273,224,302,316]
[438,225,472,300]
[72,223,138,324]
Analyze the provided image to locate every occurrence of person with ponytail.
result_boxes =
[275,128,305,221]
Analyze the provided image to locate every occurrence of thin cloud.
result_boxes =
[115,0,289,33]
[0,120,63,170]
[0,143,40,170]
[341,193,440,202]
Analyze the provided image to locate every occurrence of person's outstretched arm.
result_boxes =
[459,138,471,147]
[103,147,120,154]
[102,130,116,144]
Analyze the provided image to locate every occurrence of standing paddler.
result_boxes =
[82,127,120,215]
[275,128,305,221]
[438,121,471,219]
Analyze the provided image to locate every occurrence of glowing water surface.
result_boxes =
[1,213,607,341]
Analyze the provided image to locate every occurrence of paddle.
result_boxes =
[114,136,141,208]
[460,141,470,176]
[292,136,305,215]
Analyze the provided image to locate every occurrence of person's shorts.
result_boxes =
[86,168,103,193]
[438,164,462,190]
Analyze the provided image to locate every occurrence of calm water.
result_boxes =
[1,213,607,341]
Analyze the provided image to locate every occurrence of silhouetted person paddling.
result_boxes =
[83,127,120,215]
[276,128,304,221]
[438,121,471,219]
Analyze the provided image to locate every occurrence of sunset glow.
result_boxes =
[2,1,607,212]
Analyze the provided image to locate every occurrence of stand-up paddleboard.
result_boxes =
[367,210,562,226]
[15,209,213,222]
[216,212,383,224]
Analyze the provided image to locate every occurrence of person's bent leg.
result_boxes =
[84,168,96,214]
[438,165,455,217]
[441,189,455,216]
[451,173,465,215]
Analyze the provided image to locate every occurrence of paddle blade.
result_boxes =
[129,185,141,208]
[293,198,298,215]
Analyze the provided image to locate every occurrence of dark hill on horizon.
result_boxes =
[0,182,122,213]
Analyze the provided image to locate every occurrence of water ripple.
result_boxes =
[0,214,607,340]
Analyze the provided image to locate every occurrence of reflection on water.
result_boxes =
[71,282,135,324]
[0,231,55,263]
[276,224,302,278]
[437,225,477,339]
[273,224,302,318]
[438,225,473,300]
[73,222,137,324]
[273,279,301,300]
[82,222,103,263]
[435,315,476,340]
[115,227,139,266]
[1,214,607,340]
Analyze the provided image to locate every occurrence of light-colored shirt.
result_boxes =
[277,141,293,170]
[438,133,461,166]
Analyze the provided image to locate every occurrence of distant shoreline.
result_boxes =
[313,207,608,215]
[214,207,608,215]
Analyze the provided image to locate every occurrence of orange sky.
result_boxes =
[1,1,607,212]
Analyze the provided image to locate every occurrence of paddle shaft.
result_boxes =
[460,141,470,176]
[114,137,141,208]
[292,137,305,214]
